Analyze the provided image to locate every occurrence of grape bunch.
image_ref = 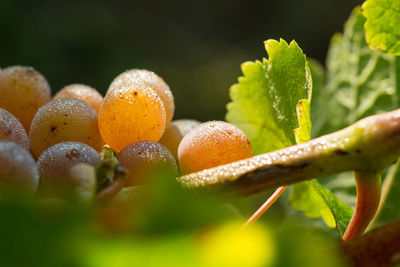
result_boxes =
[0,65,253,204]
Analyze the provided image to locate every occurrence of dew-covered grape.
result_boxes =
[0,107,30,151]
[68,163,96,204]
[53,84,103,113]
[108,69,174,126]
[37,142,99,198]
[0,66,51,132]
[98,85,166,152]
[0,141,39,196]
[159,119,201,158]
[30,98,104,158]
[118,141,177,186]
[178,121,253,174]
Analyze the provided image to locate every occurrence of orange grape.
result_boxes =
[37,142,99,198]
[118,141,177,186]
[178,121,253,174]
[98,85,166,152]
[0,66,51,132]
[109,69,174,126]
[53,84,103,113]
[0,107,30,151]
[30,98,104,158]
[0,141,39,196]
[159,119,201,158]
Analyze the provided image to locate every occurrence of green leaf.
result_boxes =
[289,181,336,228]
[314,7,400,136]
[294,99,311,144]
[310,180,354,237]
[226,38,351,233]
[362,0,400,55]
[226,38,311,154]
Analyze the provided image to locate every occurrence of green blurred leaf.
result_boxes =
[0,201,88,267]
[308,58,326,138]
[274,222,345,267]
[362,0,400,55]
[0,197,346,267]
[85,235,200,267]
[226,38,311,154]
[314,7,400,136]
[107,175,239,235]
[372,161,400,227]
[84,219,346,267]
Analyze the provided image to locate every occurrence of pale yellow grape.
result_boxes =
[109,69,174,126]
[98,85,166,152]
[37,142,99,198]
[68,163,96,204]
[0,107,30,151]
[159,119,201,158]
[0,141,39,196]
[178,121,253,174]
[0,66,51,132]
[53,84,103,113]
[118,141,177,186]
[30,98,104,158]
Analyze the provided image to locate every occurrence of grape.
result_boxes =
[98,85,166,152]
[0,107,30,151]
[0,141,39,196]
[68,163,96,204]
[117,141,177,186]
[178,121,253,174]
[159,119,201,158]
[53,84,103,113]
[0,66,51,132]
[108,69,174,126]
[30,98,104,158]
[37,142,99,198]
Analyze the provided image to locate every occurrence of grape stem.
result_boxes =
[178,109,400,196]
[95,145,127,203]
[96,145,119,191]
[242,185,287,228]
[342,171,381,241]
[95,165,127,203]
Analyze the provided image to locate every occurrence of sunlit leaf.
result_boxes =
[314,7,400,136]
[362,0,400,55]
[226,38,311,154]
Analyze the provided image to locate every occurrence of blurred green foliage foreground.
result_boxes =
[0,175,344,267]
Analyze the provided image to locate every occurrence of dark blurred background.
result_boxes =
[0,0,362,121]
